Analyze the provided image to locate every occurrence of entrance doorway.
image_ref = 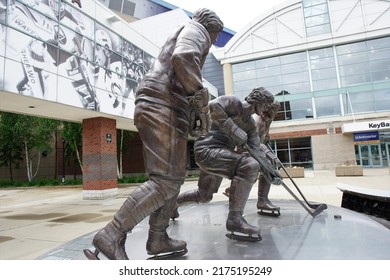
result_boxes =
[382,143,390,167]
[355,144,383,167]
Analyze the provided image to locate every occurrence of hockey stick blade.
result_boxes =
[312,203,327,216]
[281,182,324,218]
[266,144,326,210]
[245,144,326,217]
[280,164,324,209]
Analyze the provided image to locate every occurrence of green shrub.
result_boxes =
[0,175,150,188]
[118,174,149,184]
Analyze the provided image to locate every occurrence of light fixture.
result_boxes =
[327,122,335,134]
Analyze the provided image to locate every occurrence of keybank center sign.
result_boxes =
[342,119,390,133]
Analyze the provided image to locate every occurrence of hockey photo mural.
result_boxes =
[0,0,154,118]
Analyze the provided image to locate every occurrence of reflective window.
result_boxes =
[234,79,257,93]
[315,95,341,117]
[280,52,310,93]
[280,52,306,64]
[272,137,312,168]
[289,98,313,120]
[368,49,390,82]
[312,78,337,91]
[309,48,337,91]
[306,25,331,37]
[282,72,309,83]
[303,0,331,37]
[256,66,281,78]
[281,62,307,75]
[373,89,390,112]
[255,56,280,68]
[311,68,336,80]
[337,41,371,87]
[232,61,256,73]
[366,36,390,50]
[232,37,390,120]
[282,82,311,94]
[0,24,5,58]
[340,74,371,87]
[0,0,6,23]
[274,91,313,121]
[341,91,375,115]
[302,0,327,8]
[303,3,329,17]
[234,69,256,81]
[338,53,369,66]
[336,41,367,55]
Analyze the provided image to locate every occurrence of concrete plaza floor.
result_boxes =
[0,168,389,260]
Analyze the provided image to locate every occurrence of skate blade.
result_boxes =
[257,210,281,217]
[222,192,229,198]
[83,248,100,260]
[170,214,180,221]
[147,248,188,260]
[225,232,262,242]
[170,210,180,221]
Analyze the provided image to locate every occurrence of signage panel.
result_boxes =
[342,119,390,133]
[353,131,380,144]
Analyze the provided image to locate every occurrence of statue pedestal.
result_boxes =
[38,199,390,260]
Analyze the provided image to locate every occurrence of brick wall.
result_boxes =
[82,117,117,198]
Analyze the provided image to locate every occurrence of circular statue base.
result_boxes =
[39,199,390,260]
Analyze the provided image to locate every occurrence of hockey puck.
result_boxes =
[334,214,342,220]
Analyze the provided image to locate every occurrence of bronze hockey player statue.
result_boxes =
[83,8,223,260]
[254,101,281,216]
[224,100,282,216]
[172,88,282,242]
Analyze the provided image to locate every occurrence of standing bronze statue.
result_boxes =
[83,8,223,260]
[172,88,282,242]
[224,100,282,216]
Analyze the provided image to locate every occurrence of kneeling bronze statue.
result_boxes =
[173,87,282,242]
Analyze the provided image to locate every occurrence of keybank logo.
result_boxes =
[368,121,390,129]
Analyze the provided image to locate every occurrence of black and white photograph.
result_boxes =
[0,0,152,118]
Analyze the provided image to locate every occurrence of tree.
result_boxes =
[116,129,134,179]
[0,112,60,181]
[61,121,83,173]
[0,112,24,180]
[16,115,59,182]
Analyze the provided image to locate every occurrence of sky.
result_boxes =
[165,0,288,32]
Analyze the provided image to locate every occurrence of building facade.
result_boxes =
[0,0,229,183]
[1,0,389,185]
[214,0,390,169]
[0,0,161,195]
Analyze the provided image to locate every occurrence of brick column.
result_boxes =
[82,117,117,199]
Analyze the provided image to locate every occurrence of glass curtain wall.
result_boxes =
[232,36,390,121]
[302,0,331,37]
